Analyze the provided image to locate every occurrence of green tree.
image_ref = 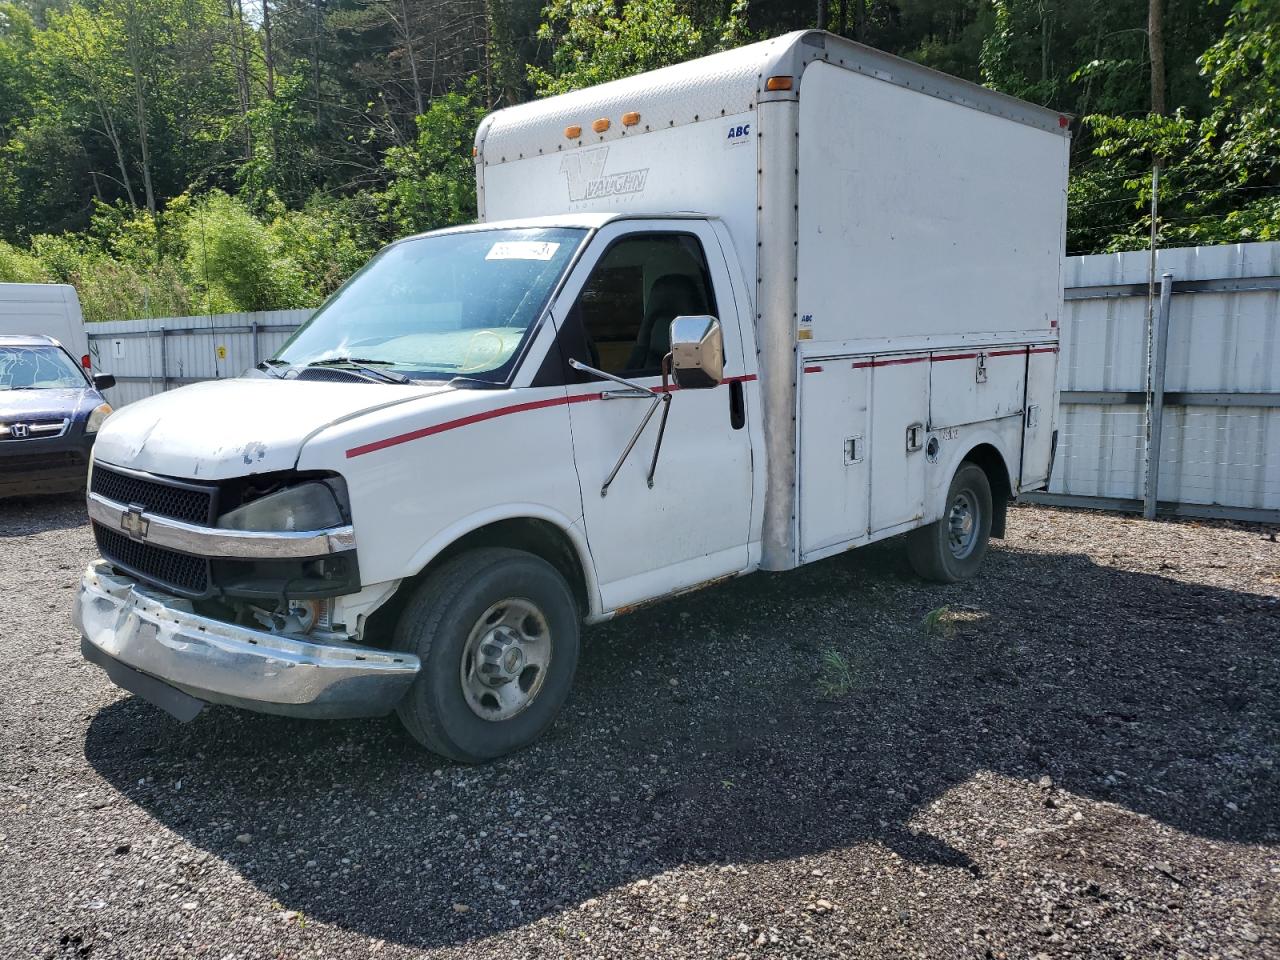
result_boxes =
[528,0,705,96]
[380,87,488,234]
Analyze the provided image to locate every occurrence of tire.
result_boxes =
[906,462,993,583]
[393,547,581,762]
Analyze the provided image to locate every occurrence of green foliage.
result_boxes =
[237,73,322,211]
[817,649,856,699]
[528,0,706,96]
[268,193,383,298]
[380,87,489,235]
[0,240,46,283]
[179,191,309,312]
[1069,0,1280,253]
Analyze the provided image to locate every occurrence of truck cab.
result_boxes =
[77,213,762,761]
[76,31,1067,762]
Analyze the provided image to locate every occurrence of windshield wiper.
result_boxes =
[304,357,411,384]
[256,359,289,378]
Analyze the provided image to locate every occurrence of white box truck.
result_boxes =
[76,31,1068,761]
[0,282,92,370]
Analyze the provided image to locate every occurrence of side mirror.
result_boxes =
[93,374,116,391]
[668,315,724,389]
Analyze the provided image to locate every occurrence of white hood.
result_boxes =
[92,377,451,480]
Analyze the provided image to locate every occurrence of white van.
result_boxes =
[0,283,92,371]
[76,31,1068,761]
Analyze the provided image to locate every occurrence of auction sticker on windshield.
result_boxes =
[485,241,561,261]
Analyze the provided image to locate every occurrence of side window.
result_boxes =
[566,233,717,377]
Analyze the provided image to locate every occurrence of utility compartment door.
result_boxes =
[928,348,1028,430]
[1021,346,1059,489]
[869,355,930,534]
[798,361,870,557]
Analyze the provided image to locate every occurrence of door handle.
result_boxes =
[729,379,746,430]
[905,422,924,452]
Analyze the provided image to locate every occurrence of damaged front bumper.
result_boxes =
[75,560,420,720]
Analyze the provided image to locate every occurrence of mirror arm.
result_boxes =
[645,354,674,489]
[567,358,651,399]
[569,357,664,498]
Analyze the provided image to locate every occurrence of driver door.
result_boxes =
[549,220,754,612]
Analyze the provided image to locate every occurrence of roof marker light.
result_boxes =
[622,111,641,127]
[591,117,611,133]
[765,76,794,91]
[564,124,582,139]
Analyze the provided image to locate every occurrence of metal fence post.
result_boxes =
[251,319,260,367]
[1143,271,1174,519]
[159,325,168,392]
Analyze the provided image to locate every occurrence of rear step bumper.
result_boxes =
[75,561,420,720]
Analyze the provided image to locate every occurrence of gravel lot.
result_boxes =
[1,495,1276,960]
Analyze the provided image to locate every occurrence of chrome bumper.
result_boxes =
[75,560,419,719]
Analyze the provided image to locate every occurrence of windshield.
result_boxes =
[276,227,587,382]
[0,345,87,391]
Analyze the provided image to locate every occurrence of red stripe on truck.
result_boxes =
[346,374,759,458]
[346,393,600,458]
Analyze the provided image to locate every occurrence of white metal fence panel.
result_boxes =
[88,309,312,407]
[1043,241,1280,522]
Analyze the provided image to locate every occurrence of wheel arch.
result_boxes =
[959,441,1013,538]
[363,507,600,647]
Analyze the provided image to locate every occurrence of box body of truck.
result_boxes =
[75,32,1068,761]
[476,29,1068,572]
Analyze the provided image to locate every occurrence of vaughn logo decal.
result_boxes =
[559,147,648,202]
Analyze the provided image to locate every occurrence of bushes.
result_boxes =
[0,240,45,283]
[179,192,308,313]
[0,191,383,321]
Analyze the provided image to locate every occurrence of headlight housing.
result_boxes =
[217,481,345,532]
[85,403,113,434]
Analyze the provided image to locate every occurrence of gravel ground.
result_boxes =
[0,495,1276,960]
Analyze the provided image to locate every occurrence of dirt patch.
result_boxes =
[0,498,1275,959]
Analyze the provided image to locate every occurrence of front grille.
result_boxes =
[94,523,210,596]
[0,419,70,441]
[91,465,215,524]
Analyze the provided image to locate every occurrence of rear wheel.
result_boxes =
[393,547,581,762]
[907,462,993,583]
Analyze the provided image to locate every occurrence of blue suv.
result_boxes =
[0,334,115,498]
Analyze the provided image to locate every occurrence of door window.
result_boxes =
[563,233,717,378]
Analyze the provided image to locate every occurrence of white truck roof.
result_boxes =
[405,212,709,240]
[476,30,1067,166]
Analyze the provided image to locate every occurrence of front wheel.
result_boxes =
[906,462,993,583]
[393,547,581,762]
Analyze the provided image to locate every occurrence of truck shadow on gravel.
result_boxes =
[82,537,1279,949]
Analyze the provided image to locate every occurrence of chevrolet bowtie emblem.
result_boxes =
[121,504,149,541]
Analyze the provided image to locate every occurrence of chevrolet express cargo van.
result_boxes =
[76,31,1068,761]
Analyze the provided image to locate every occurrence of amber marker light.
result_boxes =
[765,76,794,91]
[564,124,582,139]
[591,117,611,133]
[622,111,641,127]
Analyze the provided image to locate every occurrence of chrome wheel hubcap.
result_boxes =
[947,491,979,559]
[460,598,551,721]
